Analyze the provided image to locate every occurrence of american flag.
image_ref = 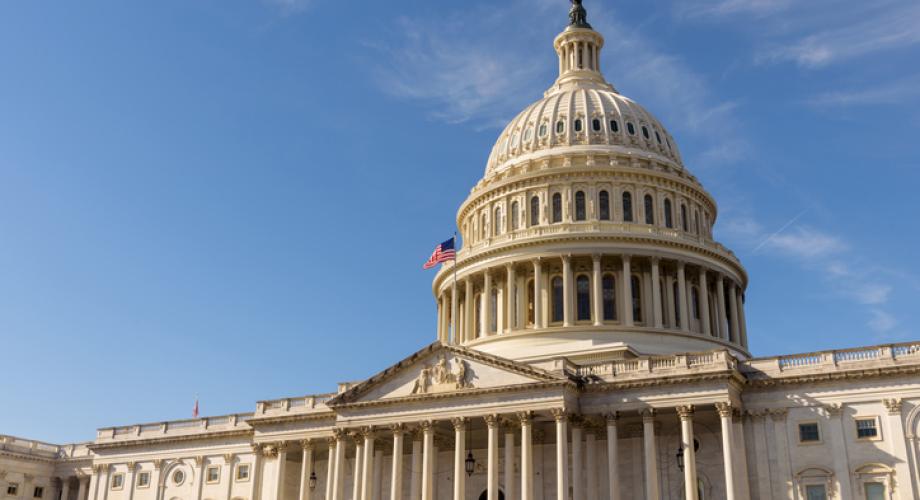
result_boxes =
[423,237,456,270]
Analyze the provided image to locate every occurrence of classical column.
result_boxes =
[451,279,459,344]
[605,414,620,500]
[485,415,500,500]
[331,431,347,500]
[483,271,492,336]
[421,421,435,500]
[518,412,534,500]
[737,289,748,347]
[88,466,101,500]
[698,269,711,336]
[352,439,363,500]
[361,429,376,500]
[437,296,445,343]
[562,255,573,327]
[664,275,676,328]
[504,423,516,500]
[883,399,917,499]
[373,451,383,500]
[715,275,727,341]
[585,432,597,500]
[770,410,794,499]
[572,421,584,500]
[533,260,544,328]
[325,440,336,500]
[591,255,603,326]
[465,278,474,343]
[713,404,735,500]
[651,258,663,328]
[390,425,406,500]
[274,444,288,500]
[731,410,751,498]
[506,264,517,333]
[297,441,313,500]
[552,410,570,500]
[451,419,467,500]
[728,282,740,344]
[61,479,71,500]
[677,406,698,500]
[676,262,689,332]
[224,454,236,500]
[620,256,633,326]
[75,476,88,500]
[410,432,423,500]
[641,409,660,500]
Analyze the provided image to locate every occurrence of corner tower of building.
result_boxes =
[433,2,748,363]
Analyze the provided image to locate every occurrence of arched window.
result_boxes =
[691,287,701,320]
[575,191,586,221]
[592,119,601,132]
[556,120,565,134]
[694,211,700,235]
[551,277,564,323]
[627,122,636,135]
[598,190,610,220]
[481,213,488,240]
[475,294,483,337]
[664,198,674,228]
[511,201,520,230]
[602,274,617,321]
[642,126,650,140]
[539,123,547,137]
[490,288,498,333]
[574,119,583,132]
[631,275,643,323]
[494,206,503,236]
[530,196,540,226]
[673,281,681,326]
[622,192,634,222]
[576,275,591,321]
[681,204,689,232]
[644,195,655,225]
[526,279,535,326]
[552,193,562,223]
[610,120,620,133]
[655,131,662,144]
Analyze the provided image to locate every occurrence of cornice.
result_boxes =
[330,380,572,411]
[87,429,253,451]
[581,370,743,393]
[245,412,337,427]
[0,449,61,464]
[744,364,920,388]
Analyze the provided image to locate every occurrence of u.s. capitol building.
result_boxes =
[3,3,920,500]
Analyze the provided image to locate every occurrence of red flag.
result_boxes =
[193,398,199,418]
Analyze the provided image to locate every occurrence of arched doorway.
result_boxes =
[477,490,505,500]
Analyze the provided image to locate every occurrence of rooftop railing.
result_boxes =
[741,341,920,378]
[95,413,254,442]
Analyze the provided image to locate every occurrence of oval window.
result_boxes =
[574,119,583,132]
[592,119,601,132]
[627,122,636,135]
[539,123,547,137]
[655,131,662,144]
[524,127,533,141]
[610,120,619,133]
[642,126,650,139]
[556,120,565,134]
[173,471,185,485]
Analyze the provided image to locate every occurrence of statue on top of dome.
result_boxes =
[569,0,592,29]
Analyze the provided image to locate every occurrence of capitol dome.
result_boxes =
[433,2,748,363]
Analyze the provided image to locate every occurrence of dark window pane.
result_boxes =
[664,199,673,228]
[610,120,619,133]
[622,192,633,222]
[575,191,586,221]
[603,275,617,321]
[627,122,636,135]
[592,119,601,132]
[574,119,583,132]
[644,195,654,225]
[681,204,689,231]
[631,276,642,322]
[552,277,564,323]
[552,193,562,223]
[598,191,610,220]
[577,276,591,321]
[530,196,540,226]
[799,423,820,442]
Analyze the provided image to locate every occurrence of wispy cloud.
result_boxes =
[760,226,847,259]
[263,0,311,15]
[868,309,897,334]
[808,75,920,107]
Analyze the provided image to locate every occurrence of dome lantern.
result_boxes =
[550,1,614,96]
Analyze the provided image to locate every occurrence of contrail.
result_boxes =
[753,209,809,253]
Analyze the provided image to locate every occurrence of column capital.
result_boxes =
[450,417,468,431]
[621,254,631,263]
[605,412,620,424]
[883,398,903,415]
[677,260,686,270]
[418,420,435,432]
[332,428,349,441]
[650,256,661,264]
[714,402,734,418]
[769,408,788,421]
[562,254,572,263]
[388,423,406,434]
[551,408,570,422]
[517,411,534,425]
[300,439,314,451]
[126,462,138,471]
[275,442,289,454]
[152,459,165,470]
[592,253,602,262]
[639,408,657,420]
[676,405,695,420]
[570,414,586,429]
[484,414,501,428]
[223,453,236,464]
[359,426,377,440]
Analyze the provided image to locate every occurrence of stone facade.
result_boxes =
[3,4,920,500]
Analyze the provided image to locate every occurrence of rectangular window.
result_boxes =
[236,464,250,482]
[856,417,879,439]
[799,423,821,443]
[111,474,124,491]
[33,487,44,499]
[865,482,886,500]
[7,484,18,497]
[136,472,150,489]
[805,485,827,500]
[206,466,220,484]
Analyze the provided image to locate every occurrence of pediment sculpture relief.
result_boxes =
[411,355,472,395]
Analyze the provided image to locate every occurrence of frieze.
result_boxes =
[410,355,472,395]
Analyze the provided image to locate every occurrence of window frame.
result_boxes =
[235,464,251,482]
[602,273,617,321]
[643,194,655,225]
[622,192,633,222]
[855,416,882,441]
[575,274,592,322]
[33,487,44,499]
[797,422,822,444]
[530,196,540,227]
[206,465,221,484]
[574,191,586,221]
[551,193,563,223]
[7,484,18,497]
[111,474,125,491]
[598,190,610,221]
[551,276,564,324]
[136,472,151,489]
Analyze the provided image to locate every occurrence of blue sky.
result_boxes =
[1,0,918,444]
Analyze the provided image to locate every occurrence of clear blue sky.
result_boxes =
[2,0,918,444]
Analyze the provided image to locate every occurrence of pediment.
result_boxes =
[328,342,565,406]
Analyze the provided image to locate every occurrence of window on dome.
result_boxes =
[527,279,535,326]
[627,122,636,135]
[524,127,533,142]
[481,213,488,240]
[666,138,672,150]
[576,275,591,321]
[592,119,601,132]
[490,288,498,333]
[494,207,503,236]
[511,201,520,230]
[530,196,540,226]
[552,277,564,323]
[575,191,586,221]
[539,123,547,137]
[631,275,643,323]
[622,192,634,222]
[598,190,610,220]
[552,193,562,223]
[673,281,681,326]
[511,133,520,148]
[664,198,674,228]
[574,119,583,132]
[556,120,565,134]
[655,131,662,144]
[644,195,655,225]
[694,211,700,235]
[610,120,620,133]
[602,274,617,321]
[681,204,689,232]
[642,126,650,139]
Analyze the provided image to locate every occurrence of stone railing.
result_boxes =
[741,341,920,380]
[96,413,253,442]
[253,393,336,418]
[572,350,736,381]
[0,435,72,459]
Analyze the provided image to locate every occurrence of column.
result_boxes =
[533,260,544,329]
[572,421,584,500]
[437,296,445,343]
[224,455,236,500]
[451,419,467,500]
[483,271,492,336]
[451,279,459,344]
[552,410,570,500]
[698,269,711,336]
[715,275,727,341]
[61,479,71,500]
[325,440,336,500]
[585,432,597,500]
[737,289,748,348]
[373,451,383,500]
[390,425,406,500]
[518,412,534,500]
[504,424,516,500]
[361,429,376,500]
[562,255,573,327]
[641,410,660,500]
[665,275,676,328]
[714,404,735,500]
[506,264,517,333]
[620,256,633,326]
[605,414,620,500]
[297,442,313,500]
[421,421,435,500]
[352,439,363,500]
[591,255,603,326]
[88,466,101,500]
[728,282,740,344]
[464,278,474,343]
[331,431,347,500]
[410,432,423,500]
[485,415,500,500]
[770,410,794,500]
[75,477,87,500]
[275,444,288,500]
[677,406,698,500]
[883,399,917,498]
[731,410,751,498]
[677,262,689,332]
[651,258,663,328]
